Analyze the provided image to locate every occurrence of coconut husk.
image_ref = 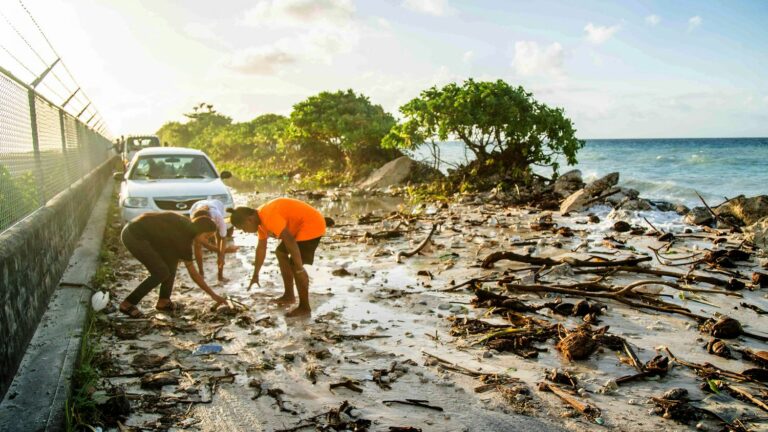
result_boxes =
[741,368,768,382]
[556,329,597,362]
[140,371,179,389]
[545,369,578,387]
[131,353,167,370]
[708,316,743,339]
[705,338,734,359]
[725,278,746,291]
[752,272,768,288]
[738,349,768,368]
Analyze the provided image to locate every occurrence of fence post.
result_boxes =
[27,89,46,206]
[58,108,73,186]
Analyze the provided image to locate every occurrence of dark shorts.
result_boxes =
[275,237,321,265]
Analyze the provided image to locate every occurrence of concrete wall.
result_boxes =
[0,156,117,399]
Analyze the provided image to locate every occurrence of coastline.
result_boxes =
[84,177,768,431]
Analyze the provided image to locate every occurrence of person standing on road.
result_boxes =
[118,212,227,318]
[189,199,238,282]
[227,198,326,317]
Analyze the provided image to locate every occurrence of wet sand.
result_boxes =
[97,188,768,431]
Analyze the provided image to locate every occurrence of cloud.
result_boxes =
[232,0,359,74]
[584,23,620,44]
[688,16,702,31]
[227,23,360,75]
[462,50,474,63]
[402,0,454,16]
[645,15,660,26]
[242,0,355,27]
[184,22,231,48]
[377,17,391,29]
[227,46,298,75]
[512,41,564,76]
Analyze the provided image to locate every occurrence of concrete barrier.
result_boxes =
[0,155,117,400]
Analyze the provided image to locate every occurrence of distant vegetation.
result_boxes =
[0,165,39,230]
[156,80,583,191]
[157,90,399,186]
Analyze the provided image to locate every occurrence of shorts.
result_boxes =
[275,236,321,265]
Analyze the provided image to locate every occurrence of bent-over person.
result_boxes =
[228,198,326,317]
[189,199,238,281]
[118,211,227,318]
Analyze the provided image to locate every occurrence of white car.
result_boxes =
[115,147,234,223]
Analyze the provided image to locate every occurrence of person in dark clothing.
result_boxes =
[118,211,227,318]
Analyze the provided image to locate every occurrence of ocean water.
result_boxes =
[410,138,768,208]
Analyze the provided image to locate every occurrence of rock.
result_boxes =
[559,172,620,213]
[607,209,632,221]
[332,268,352,277]
[357,156,443,189]
[613,221,632,232]
[662,388,688,401]
[715,195,768,226]
[560,189,588,214]
[553,170,585,198]
[585,172,620,195]
[675,204,690,215]
[618,198,653,211]
[684,207,714,226]
[745,216,768,250]
[605,187,640,207]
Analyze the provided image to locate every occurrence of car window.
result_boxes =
[129,155,216,180]
[126,137,160,151]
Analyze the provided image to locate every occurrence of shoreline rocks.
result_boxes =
[357,156,443,190]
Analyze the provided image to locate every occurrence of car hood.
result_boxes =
[123,179,230,198]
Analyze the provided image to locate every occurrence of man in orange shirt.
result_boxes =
[228,198,326,317]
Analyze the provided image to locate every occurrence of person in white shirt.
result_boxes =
[189,199,237,281]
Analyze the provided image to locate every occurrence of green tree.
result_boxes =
[157,103,232,151]
[156,121,191,147]
[209,114,290,161]
[289,89,399,173]
[383,79,583,182]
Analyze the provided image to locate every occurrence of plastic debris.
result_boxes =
[91,291,109,312]
[193,344,223,356]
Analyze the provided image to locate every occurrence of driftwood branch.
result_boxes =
[482,251,651,269]
[574,266,732,287]
[397,224,438,263]
[539,382,600,420]
[695,191,742,232]
[505,281,709,322]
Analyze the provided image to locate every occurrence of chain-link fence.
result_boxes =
[0,66,112,232]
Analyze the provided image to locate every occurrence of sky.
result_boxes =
[1,0,767,139]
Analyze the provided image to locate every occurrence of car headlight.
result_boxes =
[123,197,149,208]
[210,194,233,205]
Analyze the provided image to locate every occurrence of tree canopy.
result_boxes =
[289,89,398,170]
[155,92,400,184]
[383,79,583,180]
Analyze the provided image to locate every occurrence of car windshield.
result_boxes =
[129,155,217,180]
[126,137,159,151]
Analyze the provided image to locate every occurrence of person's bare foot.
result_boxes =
[270,295,295,305]
[285,305,311,317]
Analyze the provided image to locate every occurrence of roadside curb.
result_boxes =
[0,180,114,431]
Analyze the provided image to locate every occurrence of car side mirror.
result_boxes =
[113,171,125,181]
[220,171,232,179]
